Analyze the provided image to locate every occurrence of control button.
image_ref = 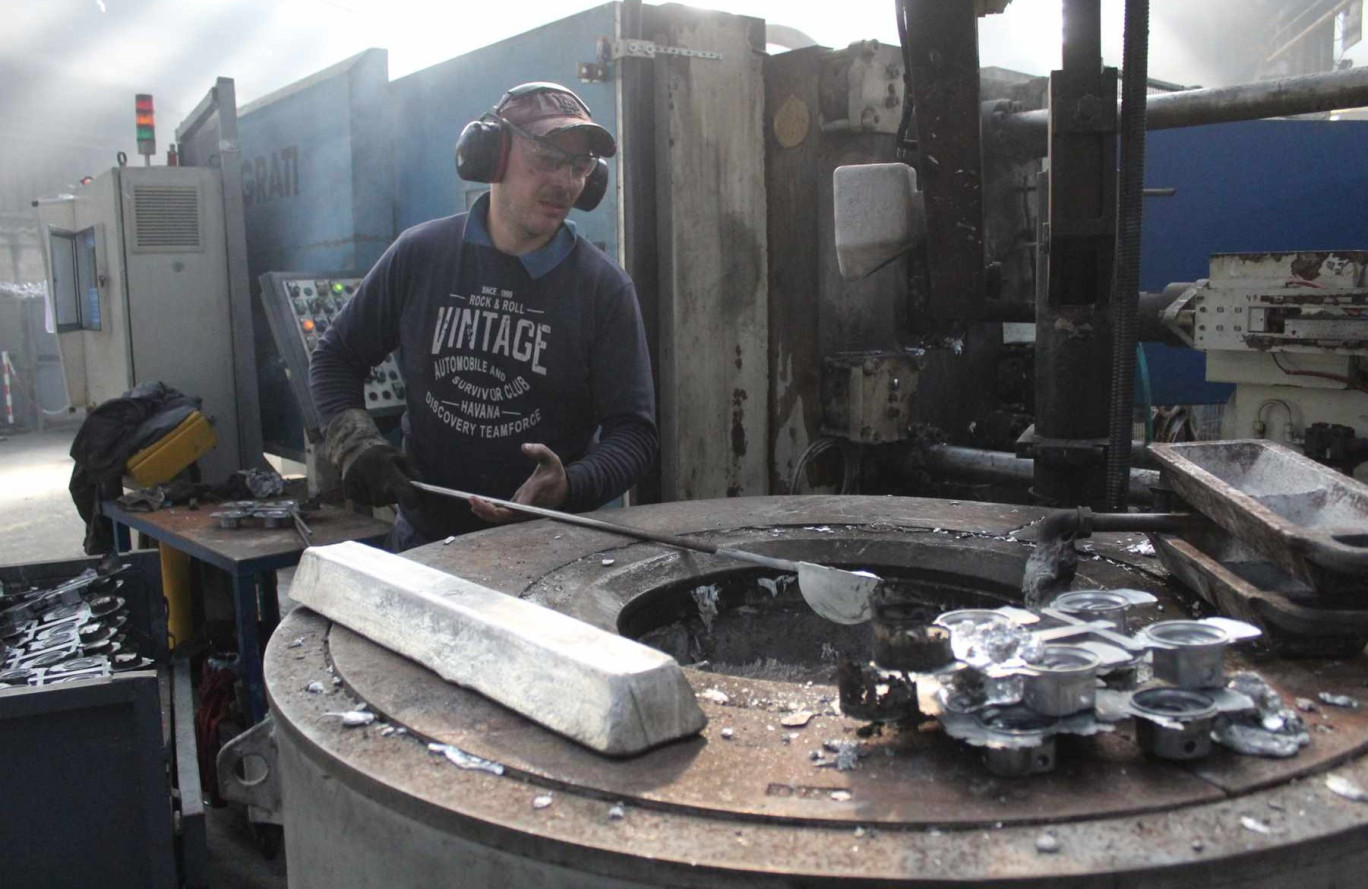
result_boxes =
[388,370,398,380]
[393,385,405,399]
[303,287,313,296]
[368,391,378,401]
[345,285,355,294]
[316,319,328,332]
[332,282,344,294]
[382,391,392,400]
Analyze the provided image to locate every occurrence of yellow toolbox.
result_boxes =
[125,410,218,486]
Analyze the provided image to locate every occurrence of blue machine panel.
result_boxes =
[1141,119,1368,405]
[237,48,394,283]
[388,3,620,258]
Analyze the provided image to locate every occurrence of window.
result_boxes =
[49,227,101,332]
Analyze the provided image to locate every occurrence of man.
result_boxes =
[310,82,657,550]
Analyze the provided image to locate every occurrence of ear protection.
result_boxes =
[454,84,610,212]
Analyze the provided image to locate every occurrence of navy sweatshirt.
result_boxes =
[310,197,657,540]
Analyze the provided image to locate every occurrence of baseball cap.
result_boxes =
[497,83,617,158]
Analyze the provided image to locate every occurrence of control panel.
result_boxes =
[259,271,406,438]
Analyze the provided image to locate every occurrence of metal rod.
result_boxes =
[1105,0,1151,511]
[993,67,1368,157]
[410,481,799,573]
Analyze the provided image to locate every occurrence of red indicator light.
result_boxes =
[301,319,316,333]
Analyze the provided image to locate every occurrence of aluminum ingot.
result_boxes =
[1022,645,1102,717]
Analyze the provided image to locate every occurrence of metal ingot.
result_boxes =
[1022,645,1102,717]
[1143,620,1230,689]
[980,707,1059,777]
[1130,687,1218,760]
[1050,590,1143,633]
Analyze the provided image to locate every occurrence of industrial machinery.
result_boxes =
[257,271,406,472]
[196,1,1368,884]
[1143,250,1368,480]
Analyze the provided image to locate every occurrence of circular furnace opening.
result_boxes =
[617,559,1026,683]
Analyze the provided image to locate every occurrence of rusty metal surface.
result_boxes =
[322,496,1368,835]
[102,501,390,568]
[272,600,1368,886]
[1150,441,1368,595]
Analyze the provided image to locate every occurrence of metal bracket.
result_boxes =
[217,715,282,824]
[611,39,723,61]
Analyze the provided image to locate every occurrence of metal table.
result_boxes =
[101,500,390,723]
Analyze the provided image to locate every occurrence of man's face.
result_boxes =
[492,127,594,248]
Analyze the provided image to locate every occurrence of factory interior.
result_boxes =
[5,0,1368,886]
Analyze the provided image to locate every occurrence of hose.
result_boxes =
[1105,0,1151,510]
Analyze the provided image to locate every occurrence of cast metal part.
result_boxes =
[211,509,250,529]
[1021,645,1102,717]
[1129,687,1217,760]
[1049,588,1157,633]
[265,496,1368,887]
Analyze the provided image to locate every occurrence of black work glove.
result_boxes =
[342,444,420,513]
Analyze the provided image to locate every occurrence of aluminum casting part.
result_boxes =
[1130,687,1218,761]
[984,735,1057,778]
[1143,620,1232,689]
[256,509,291,529]
[268,495,1368,886]
[1049,589,1157,634]
[1021,645,1103,717]
[211,509,251,529]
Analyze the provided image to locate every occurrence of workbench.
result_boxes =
[100,500,390,723]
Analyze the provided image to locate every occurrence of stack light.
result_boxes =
[136,94,156,158]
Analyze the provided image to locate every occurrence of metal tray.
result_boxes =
[1149,440,1368,596]
[1150,525,1368,658]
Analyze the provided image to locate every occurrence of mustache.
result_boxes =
[537,187,575,208]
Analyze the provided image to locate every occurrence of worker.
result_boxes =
[310,82,657,550]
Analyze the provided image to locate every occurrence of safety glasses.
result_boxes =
[506,121,598,178]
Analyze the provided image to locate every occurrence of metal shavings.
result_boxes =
[442,536,456,545]
[1125,539,1156,556]
[305,681,325,694]
[1318,692,1361,709]
[698,688,730,705]
[380,725,397,737]
[804,526,833,533]
[720,727,735,739]
[287,637,304,649]
[757,577,781,597]
[1035,832,1060,854]
[1240,816,1272,835]
[427,742,505,776]
[781,710,814,728]
[1191,839,1205,852]
[1327,774,1368,803]
[830,790,852,802]
[854,826,866,838]
[326,710,376,727]
[332,676,343,687]
[1296,697,1318,712]
[601,558,615,567]
[608,803,626,820]
[532,794,553,810]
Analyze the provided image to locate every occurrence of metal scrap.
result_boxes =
[326,710,376,727]
[1318,692,1361,709]
[1326,774,1368,803]
[427,742,505,776]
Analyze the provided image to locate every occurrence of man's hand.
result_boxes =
[469,443,569,524]
[342,443,421,513]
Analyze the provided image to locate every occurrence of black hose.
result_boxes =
[1105,0,1151,510]
[894,0,917,163]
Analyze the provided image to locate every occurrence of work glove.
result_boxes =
[324,408,419,512]
[342,444,420,512]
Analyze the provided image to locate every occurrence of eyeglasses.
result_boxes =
[506,121,598,178]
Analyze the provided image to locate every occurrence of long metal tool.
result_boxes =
[410,481,879,624]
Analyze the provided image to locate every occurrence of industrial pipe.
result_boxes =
[923,445,1159,504]
[991,66,1368,158]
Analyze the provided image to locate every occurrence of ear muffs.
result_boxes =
[455,117,511,184]
[573,157,609,212]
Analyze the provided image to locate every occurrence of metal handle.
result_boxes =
[410,481,800,573]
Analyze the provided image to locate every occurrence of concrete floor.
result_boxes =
[0,422,288,889]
